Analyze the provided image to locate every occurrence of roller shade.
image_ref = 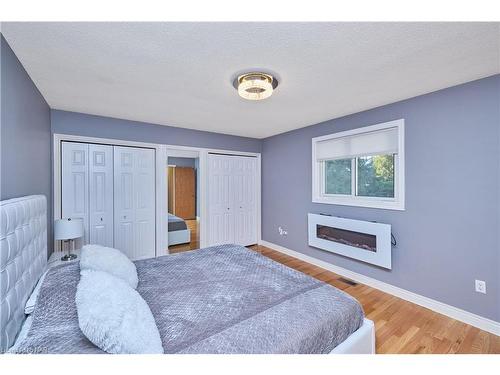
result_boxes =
[316,127,399,161]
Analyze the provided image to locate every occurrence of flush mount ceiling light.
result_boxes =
[233,72,279,101]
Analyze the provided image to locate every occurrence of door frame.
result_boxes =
[53,133,167,257]
[164,145,261,254]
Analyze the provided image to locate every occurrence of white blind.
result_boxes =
[316,127,399,161]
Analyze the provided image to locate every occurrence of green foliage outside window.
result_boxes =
[324,154,395,198]
[325,159,351,195]
[357,154,395,198]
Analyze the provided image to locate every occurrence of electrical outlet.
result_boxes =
[475,280,486,294]
[278,226,288,236]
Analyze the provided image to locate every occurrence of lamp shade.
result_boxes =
[54,218,84,240]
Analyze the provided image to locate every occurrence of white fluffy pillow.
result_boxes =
[80,245,138,289]
[76,269,163,354]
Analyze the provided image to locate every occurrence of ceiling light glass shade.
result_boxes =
[237,73,275,100]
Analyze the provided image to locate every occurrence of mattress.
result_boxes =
[168,213,187,232]
[12,244,364,354]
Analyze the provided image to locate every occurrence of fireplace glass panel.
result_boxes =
[316,225,377,252]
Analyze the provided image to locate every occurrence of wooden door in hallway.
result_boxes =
[174,167,196,220]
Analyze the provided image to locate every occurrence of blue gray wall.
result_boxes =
[51,110,261,153]
[1,35,52,254]
[262,75,500,321]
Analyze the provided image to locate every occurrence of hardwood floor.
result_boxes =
[249,244,500,354]
[168,219,200,254]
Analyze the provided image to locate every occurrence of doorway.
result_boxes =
[167,156,200,254]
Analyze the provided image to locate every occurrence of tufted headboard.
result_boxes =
[0,195,47,352]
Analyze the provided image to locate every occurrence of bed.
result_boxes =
[1,195,375,354]
[168,213,191,246]
[0,195,47,353]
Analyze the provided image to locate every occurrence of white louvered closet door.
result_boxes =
[113,147,136,258]
[62,142,90,245]
[88,144,114,247]
[113,146,155,260]
[133,148,156,260]
[207,154,234,246]
[232,156,258,246]
[207,154,258,247]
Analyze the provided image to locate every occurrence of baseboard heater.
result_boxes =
[308,213,392,269]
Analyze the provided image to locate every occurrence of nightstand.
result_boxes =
[48,249,81,268]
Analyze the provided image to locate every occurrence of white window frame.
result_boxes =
[312,119,405,210]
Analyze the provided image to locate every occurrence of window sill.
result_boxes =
[312,196,405,211]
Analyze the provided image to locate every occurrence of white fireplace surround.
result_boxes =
[308,213,392,269]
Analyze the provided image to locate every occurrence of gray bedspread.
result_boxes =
[168,213,187,232]
[12,244,364,354]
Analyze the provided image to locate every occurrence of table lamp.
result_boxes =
[54,218,84,261]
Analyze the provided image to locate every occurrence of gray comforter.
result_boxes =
[168,213,187,232]
[13,244,364,354]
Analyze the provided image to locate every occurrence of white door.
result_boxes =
[114,146,155,260]
[232,156,258,246]
[89,144,114,247]
[62,142,89,245]
[207,154,234,245]
[134,148,156,260]
[207,154,258,247]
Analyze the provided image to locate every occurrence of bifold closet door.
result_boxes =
[207,154,234,246]
[114,146,155,260]
[207,154,258,247]
[88,144,114,247]
[62,142,90,244]
[62,142,114,248]
[232,156,258,246]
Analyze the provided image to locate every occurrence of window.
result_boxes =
[312,120,404,210]
[357,154,394,198]
[325,159,351,195]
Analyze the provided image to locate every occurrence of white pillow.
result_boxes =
[25,270,48,314]
[80,245,138,289]
[76,269,163,354]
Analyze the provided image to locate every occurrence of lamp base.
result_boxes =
[61,253,78,261]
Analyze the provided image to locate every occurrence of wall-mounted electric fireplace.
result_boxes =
[308,213,392,269]
[316,225,377,252]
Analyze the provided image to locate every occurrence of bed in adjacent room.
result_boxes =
[1,195,375,354]
[168,213,191,246]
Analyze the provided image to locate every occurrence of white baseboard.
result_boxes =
[259,240,500,336]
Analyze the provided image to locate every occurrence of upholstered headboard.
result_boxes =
[0,195,47,352]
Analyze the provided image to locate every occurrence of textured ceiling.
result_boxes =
[2,22,499,138]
